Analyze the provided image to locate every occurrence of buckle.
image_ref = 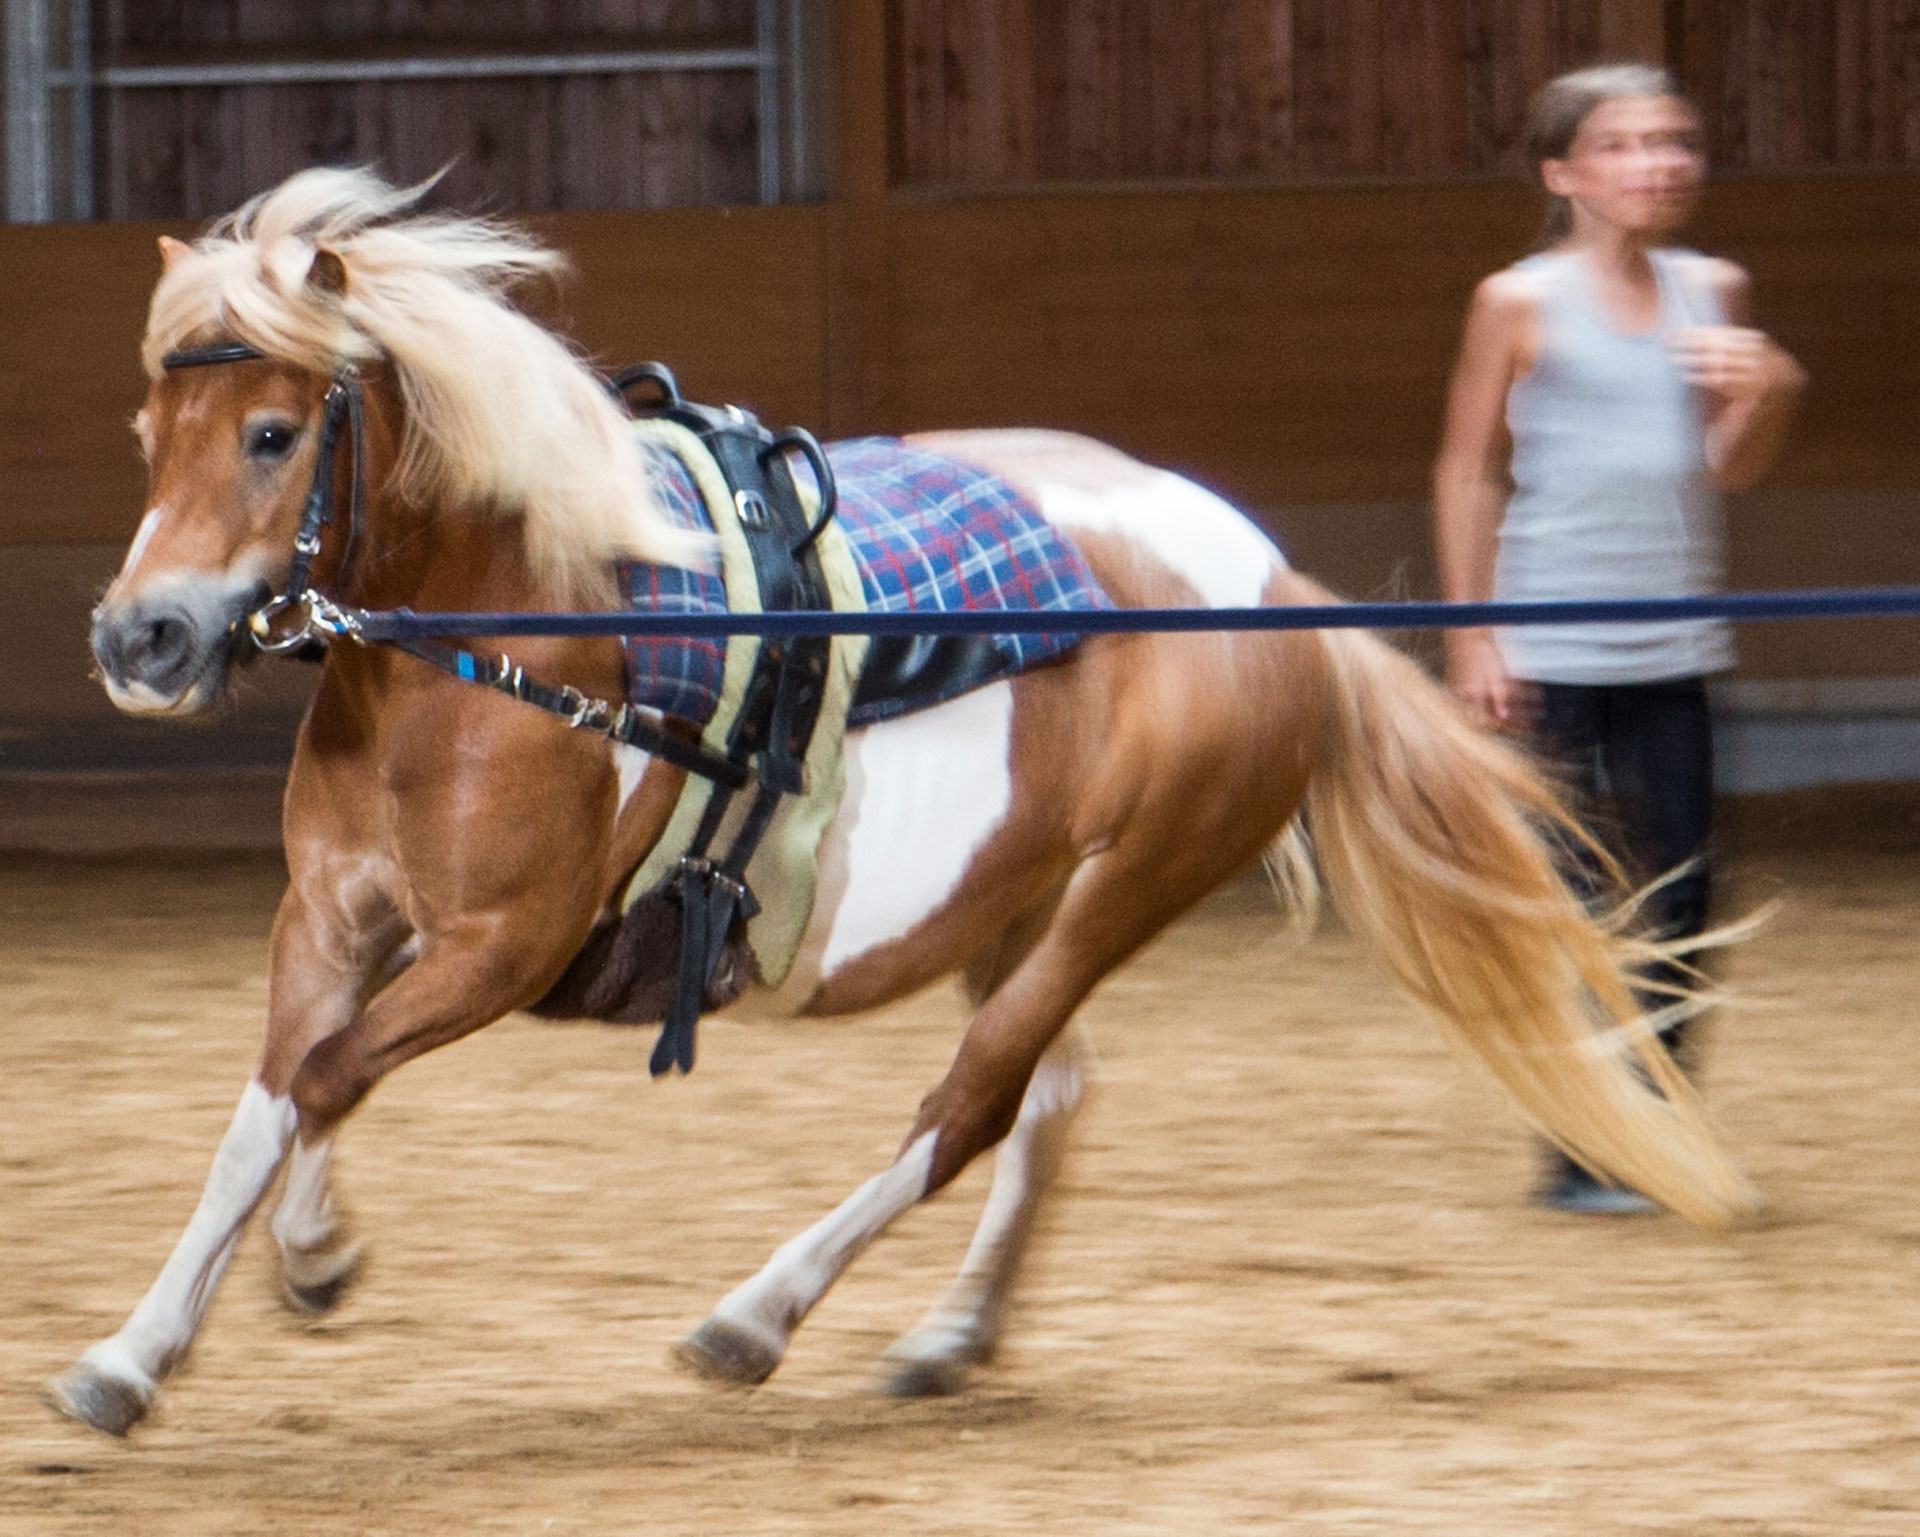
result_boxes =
[734,488,770,530]
[303,593,360,639]
[554,686,610,730]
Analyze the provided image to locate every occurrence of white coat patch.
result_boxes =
[819,680,1015,977]
[1039,472,1284,607]
[611,743,650,815]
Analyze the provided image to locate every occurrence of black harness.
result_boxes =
[159,343,841,1076]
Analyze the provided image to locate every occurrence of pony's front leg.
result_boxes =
[47,888,392,1435]
[45,1082,297,1435]
[878,1028,1087,1397]
[270,1122,363,1315]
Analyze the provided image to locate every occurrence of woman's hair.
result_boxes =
[1527,62,1689,247]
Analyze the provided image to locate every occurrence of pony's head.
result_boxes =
[92,166,703,716]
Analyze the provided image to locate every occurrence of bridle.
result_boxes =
[152,337,749,791]
[159,339,366,653]
[156,340,842,1077]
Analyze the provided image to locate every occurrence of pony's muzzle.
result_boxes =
[91,582,258,714]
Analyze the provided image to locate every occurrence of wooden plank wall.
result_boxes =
[869,175,1920,501]
[6,171,1912,556]
[0,205,825,549]
[94,0,759,218]
[897,0,1920,184]
[895,0,1607,183]
[1675,0,1920,168]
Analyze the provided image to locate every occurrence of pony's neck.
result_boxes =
[339,380,554,616]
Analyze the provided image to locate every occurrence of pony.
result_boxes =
[52,168,1757,1436]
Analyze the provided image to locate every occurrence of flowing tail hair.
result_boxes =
[1278,619,1761,1229]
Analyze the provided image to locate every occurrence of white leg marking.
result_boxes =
[62,1081,294,1414]
[818,681,1015,978]
[272,1135,360,1303]
[1040,471,1286,604]
[701,1131,939,1363]
[884,1031,1088,1383]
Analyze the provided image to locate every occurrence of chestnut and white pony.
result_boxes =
[52,169,1756,1436]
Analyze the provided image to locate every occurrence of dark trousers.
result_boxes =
[1533,677,1715,1053]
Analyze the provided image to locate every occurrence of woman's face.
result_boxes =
[1543,94,1705,239]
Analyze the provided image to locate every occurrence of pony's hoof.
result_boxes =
[281,1242,363,1316]
[671,1318,783,1387]
[879,1354,971,1398]
[43,1357,154,1437]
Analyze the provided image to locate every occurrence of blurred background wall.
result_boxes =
[2,1,1916,847]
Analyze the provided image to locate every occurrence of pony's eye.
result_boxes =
[246,422,299,461]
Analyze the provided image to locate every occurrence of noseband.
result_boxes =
[160,340,366,652]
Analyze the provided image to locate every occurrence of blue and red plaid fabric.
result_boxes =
[616,435,1113,729]
[615,442,730,726]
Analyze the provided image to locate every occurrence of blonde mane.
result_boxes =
[143,167,706,603]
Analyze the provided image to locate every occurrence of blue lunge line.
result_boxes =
[348,585,1920,642]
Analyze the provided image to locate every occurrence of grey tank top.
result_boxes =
[1495,248,1733,684]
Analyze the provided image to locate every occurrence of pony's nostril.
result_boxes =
[116,606,199,689]
[141,616,191,671]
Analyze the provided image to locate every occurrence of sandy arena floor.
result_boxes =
[2,848,1917,1534]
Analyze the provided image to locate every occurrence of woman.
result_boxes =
[1432,63,1806,1212]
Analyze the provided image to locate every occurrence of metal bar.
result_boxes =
[346,586,1920,645]
[756,0,781,203]
[784,0,807,197]
[45,47,764,91]
[68,0,92,219]
[6,0,55,222]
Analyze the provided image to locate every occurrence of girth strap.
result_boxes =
[612,364,842,1076]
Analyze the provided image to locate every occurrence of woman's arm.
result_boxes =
[1673,260,1808,492]
[1433,271,1535,726]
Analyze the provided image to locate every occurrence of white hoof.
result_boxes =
[281,1240,363,1316]
[671,1317,785,1387]
[878,1325,988,1398]
[43,1346,157,1437]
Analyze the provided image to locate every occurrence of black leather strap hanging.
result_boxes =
[613,363,843,1076]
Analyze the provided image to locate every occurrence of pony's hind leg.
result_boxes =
[677,834,1227,1391]
[879,1026,1088,1397]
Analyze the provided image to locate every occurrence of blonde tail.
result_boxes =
[1303,626,1760,1229]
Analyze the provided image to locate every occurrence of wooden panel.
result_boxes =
[1677,0,1920,170]
[0,205,825,549]
[93,0,760,218]
[894,0,1605,185]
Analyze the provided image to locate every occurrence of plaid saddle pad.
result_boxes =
[618,435,1114,730]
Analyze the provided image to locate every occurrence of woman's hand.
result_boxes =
[1670,324,1806,403]
[1445,629,1535,730]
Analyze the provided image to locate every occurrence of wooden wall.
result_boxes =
[5,170,1913,593]
[894,0,1611,184]
[895,0,1920,186]
[92,0,760,218]
[0,205,825,550]
[1675,0,1920,168]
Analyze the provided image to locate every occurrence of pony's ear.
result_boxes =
[157,235,191,271]
[306,246,349,298]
